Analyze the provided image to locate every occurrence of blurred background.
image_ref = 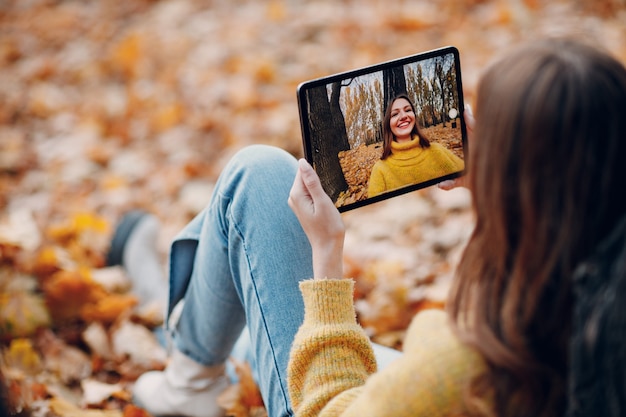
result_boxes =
[1,0,625,415]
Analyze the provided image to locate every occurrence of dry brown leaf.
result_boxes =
[0,209,42,253]
[50,396,123,417]
[110,319,167,368]
[355,260,414,335]
[81,379,126,407]
[90,266,132,294]
[47,213,110,245]
[384,15,436,32]
[216,358,266,417]
[80,294,138,324]
[0,242,21,265]
[0,286,51,340]
[266,0,287,22]
[151,102,184,133]
[122,403,152,417]
[107,32,143,79]
[42,269,107,323]
[36,329,92,384]
[3,377,49,415]
[32,245,66,278]
[82,322,114,361]
[371,330,406,350]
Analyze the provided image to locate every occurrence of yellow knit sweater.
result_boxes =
[367,138,465,198]
[288,279,485,417]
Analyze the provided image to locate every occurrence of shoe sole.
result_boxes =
[106,210,148,267]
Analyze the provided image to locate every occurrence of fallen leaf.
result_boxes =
[0,209,42,253]
[36,329,92,384]
[82,322,114,360]
[110,319,166,368]
[80,294,138,324]
[216,358,266,417]
[2,338,43,375]
[106,32,143,79]
[122,403,152,417]
[42,269,107,323]
[0,286,51,339]
[90,266,132,294]
[50,396,123,417]
[81,379,126,407]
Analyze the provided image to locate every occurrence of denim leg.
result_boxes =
[173,145,312,417]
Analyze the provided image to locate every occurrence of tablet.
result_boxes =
[297,46,467,212]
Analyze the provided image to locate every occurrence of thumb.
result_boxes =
[298,159,326,199]
[464,104,475,132]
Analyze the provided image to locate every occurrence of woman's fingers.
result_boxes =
[297,159,327,203]
[437,176,467,191]
[464,103,475,133]
[438,104,474,191]
[288,159,344,239]
[288,159,317,218]
[288,159,345,278]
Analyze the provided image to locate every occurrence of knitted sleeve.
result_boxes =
[288,279,376,416]
[288,280,485,417]
[367,162,387,198]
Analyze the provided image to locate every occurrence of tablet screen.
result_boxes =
[297,46,467,212]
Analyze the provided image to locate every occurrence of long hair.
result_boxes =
[447,38,626,417]
[381,93,430,159]
[568,216,626,417]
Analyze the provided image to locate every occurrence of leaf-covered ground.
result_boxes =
[1,0,625,415]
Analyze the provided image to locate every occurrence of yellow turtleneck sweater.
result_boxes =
[367,137,465,198]
[288,279,485,416]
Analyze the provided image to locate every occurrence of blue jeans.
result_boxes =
[165,145,400,417]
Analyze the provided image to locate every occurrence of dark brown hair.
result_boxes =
[381,93,430,159]
[447,38,626,417]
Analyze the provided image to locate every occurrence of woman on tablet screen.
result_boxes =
[103,38,625,417]
[367,93,464,198]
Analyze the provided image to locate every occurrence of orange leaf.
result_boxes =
[32,245,64,278]
[234,359,264,408]
[216,358,266,417]
[80,294,137,324]
[122,404,152,417]
[266,0,286,21]
[42,269,106,323]
[108,32,142,79]
[46,213,110,246]
[151,102,183,132]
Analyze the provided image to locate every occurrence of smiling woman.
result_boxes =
[367,93,465,198]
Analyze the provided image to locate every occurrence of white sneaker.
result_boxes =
[133,349,228,417]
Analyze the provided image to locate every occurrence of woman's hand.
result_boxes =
[438,104,474,191]
[289,158,345,279]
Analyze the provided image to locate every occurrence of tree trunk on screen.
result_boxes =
[306,84,349,201]
[435,57,447,127]
[383,66,407,112]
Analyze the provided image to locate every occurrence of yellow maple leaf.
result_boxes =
[3,338,43,375]
[0,288,50,340]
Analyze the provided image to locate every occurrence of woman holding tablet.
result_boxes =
[111,38,626,417]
